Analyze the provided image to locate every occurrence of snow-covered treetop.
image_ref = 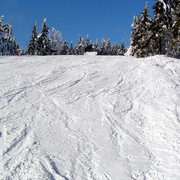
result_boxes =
[85,34,92,47]
[0,15,4,27]
[0,15,4,21]
[43,18,47,23]
[141,2,151,25]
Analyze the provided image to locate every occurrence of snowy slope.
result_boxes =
[0,55,180,180]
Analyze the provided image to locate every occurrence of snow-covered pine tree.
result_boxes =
[130,3,152,57]
[93,39,98,51]
[73,44,78,55]
[3,24,13,55]
[151,0,173,55]
[74,35,80,55]
[85,34,92,48]
[116,44,120,55]
[80,36,85,55]
[3,23,18,55]
[138,2,152,57]
[51,27,63,55]
[99,38,107,55]
[128,15,141,56]
[74,35,85,55]
[27,22,38,55]
[106,39,112,55]
[37,18,52,55]
[0,16,19,55]
[69,41,74,55]
[111,43,117,55]
[60,41,69,55]
[119,41,126,55]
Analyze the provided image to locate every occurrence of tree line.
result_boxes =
[0,0,179,57]
[26,18,127,56]
[128,0,180,58]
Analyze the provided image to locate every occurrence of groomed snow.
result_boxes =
[0,55,180,180]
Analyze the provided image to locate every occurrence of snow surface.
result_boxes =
[0,55,180,180]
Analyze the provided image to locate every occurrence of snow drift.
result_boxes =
[0,55,180,180]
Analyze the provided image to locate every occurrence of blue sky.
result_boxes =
[1,0,155,50]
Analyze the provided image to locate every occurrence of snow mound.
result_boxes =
[0,55,180,180]
[84,51,97,56]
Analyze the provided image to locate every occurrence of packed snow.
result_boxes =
[0,55,180,180]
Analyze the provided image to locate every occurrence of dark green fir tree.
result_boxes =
[129,15,141,57]
[119,41,126,55]
[27,22,38,55]
[85,35,91,48]
[106,39,112,55]
[151,0,173,55]
[37,18,52,55]
[130,2,152,57]
[69,41,74,55]
[60,41,69,55]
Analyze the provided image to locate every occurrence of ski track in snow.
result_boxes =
[0,55,180,180]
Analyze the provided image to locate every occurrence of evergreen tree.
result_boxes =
[138,2,152,57]
[51,27,63,55]
[27,22,38,55]
[60,41,69,55]
[69,41,74,55]
[74,35,85,55]
[73,44,78,55]
[111,43,116,55]
[99,38,106,55]
[130,3,152,57]
[79,36,85,55]
[106,39,112,55]
[119,41,126,55]
[2,22,18,55]
[85,34,92,48]
[129,15,141,56]
[37,18,52,55]
[116,44,120,55]
[93,39,99,51]
[151,0,173,55]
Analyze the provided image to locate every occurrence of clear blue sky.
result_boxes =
[1,0,155,50]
